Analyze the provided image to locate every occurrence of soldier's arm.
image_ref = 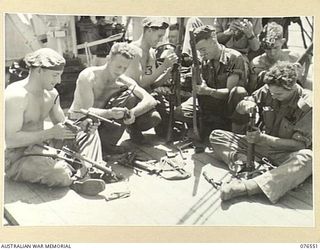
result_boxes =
[246,19,261,51]
[121,75,157,117]
[206,54,244,100]
[248,56,266,92]
[5,88,55,148]
[71,69,96,111]
[125,50,173,89]
[124,55,144,86]
[140,52,173,90]
[258,134,306,151]
[48,89,66,124]
[214,18,234,44]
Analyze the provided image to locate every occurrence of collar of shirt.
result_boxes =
[266,83,303,109]
[218,45,228,65]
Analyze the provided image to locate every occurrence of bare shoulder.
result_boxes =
[251,53,266,67]
[287,49,300,62]
[5,80,28,102]
[77,66,99,83]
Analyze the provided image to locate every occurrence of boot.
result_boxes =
[70,179,105,196]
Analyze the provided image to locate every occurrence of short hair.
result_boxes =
[109,42,135,59]
[24,48,65,71]
[142,17,169,33]
[259,22,284,49]
[263,61,299,90]
[193,25,216,44]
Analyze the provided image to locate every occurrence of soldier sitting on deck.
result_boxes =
[249,22,312,93]
[5,48,106,196]
[210,62,312,203]
[124,17,179,139]
[177,24,249,141]
[68,42,159,154]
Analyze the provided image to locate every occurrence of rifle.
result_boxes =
[118,152,190,180]
[296,42,313,85]
[189,30,201,142]
[22,144,122,182]
[166,17,185,142]
[246,108,257,170]
[74,109,122,127]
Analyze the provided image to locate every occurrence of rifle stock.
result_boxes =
[189,30,201,141]
[166,18,184,142]
[296,42,313,85]
[297,42,313,65]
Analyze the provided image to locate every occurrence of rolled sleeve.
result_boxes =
[292,109,312,148]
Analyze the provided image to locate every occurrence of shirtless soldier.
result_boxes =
[5,48,106,196]
[69,42,160,153]
[124,17,178,138]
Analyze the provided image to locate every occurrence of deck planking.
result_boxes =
[4,130,314,226]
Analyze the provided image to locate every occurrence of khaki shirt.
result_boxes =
[252,84,312,148]
[199,46,246,114]
[202,45,246,88]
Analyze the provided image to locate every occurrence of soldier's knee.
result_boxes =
[209,129,225,144]
[230,86,248,98]
[45,161,73,187]
[150,110,162,127]
[297,149,312,162]
[290,149,313,169]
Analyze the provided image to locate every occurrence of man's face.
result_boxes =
[268,84,295,102]
[147,28,166,47]
[265,39,284,60]
[40,68,63,91]
[108,54,132,79]
[168,29,179,45]
[196,39,215,61]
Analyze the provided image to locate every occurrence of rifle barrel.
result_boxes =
[189,31,201,141]
[77,109,121,127]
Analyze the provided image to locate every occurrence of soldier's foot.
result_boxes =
[104,144,128,155]
[220,179,261,201]
[127,129,148,145]
[220,179,248,201]
[71,179,105,196]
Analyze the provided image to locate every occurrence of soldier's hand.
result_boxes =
[163,53,178,69]
[225,24,237,35]
[236,99,257,114]
[229,20,243,32]
[241,19,254,38]
[110,107,127,119]
[123,109,135,125]
[79,118,100,134]
[194,82,211,95]
[246,127,262,144]
[50,123,77,140]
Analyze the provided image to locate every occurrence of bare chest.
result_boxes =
[141,51,156,76]
[23,92,54,128]
[93,80,125,108]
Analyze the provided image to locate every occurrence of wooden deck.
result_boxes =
[4,129,314,227]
